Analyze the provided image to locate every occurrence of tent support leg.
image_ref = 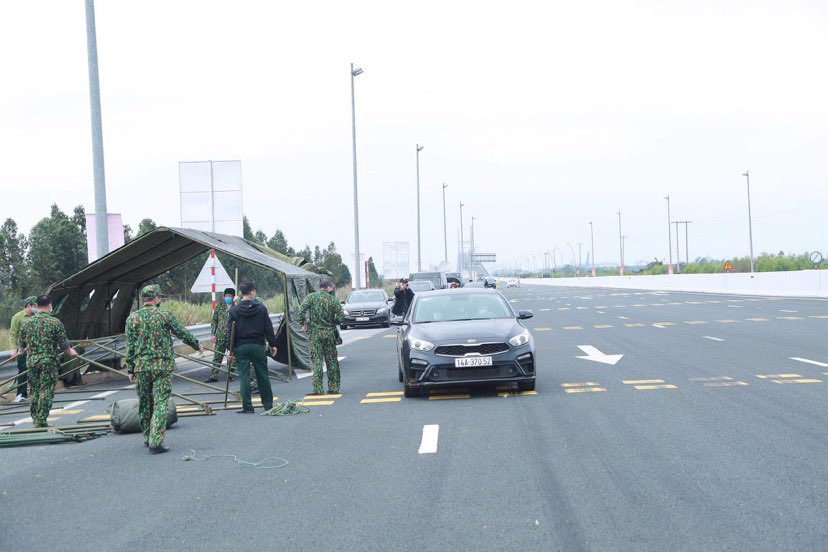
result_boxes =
[284,273,293,382]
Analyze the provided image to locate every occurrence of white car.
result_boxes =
[506,280,519,288]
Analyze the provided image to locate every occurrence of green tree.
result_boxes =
[27,204,87,290]
[0,218,30,295]
[137,218,157,237]
[366,256,381,288]
[123,224,134,243]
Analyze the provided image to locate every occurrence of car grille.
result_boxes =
[348,309,377,317]
[435,343,509,357]
[446,367,499,380]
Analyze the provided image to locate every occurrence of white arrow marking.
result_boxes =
[790,357,828,368]
[576,345,623,365]
[418,424,439,454]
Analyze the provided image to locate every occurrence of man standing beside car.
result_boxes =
[392,279,415,317]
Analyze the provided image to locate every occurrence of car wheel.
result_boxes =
[382,321,391,328]
[518,380,536,392]
[404,382,421,398]
[398,366,403,382]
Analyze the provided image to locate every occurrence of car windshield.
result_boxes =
[409,282,431,291]
[412,293,513,323]
[348,291,386,302]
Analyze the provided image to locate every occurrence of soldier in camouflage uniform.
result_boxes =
[298,277,344,395]
[125,285,203,454]
[207,287,236,382]
[18,295,78,427]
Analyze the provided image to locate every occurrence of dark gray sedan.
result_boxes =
[341,289,394,329]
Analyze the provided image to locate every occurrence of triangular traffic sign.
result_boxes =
[723,260,734,271]
[191,255,234,293]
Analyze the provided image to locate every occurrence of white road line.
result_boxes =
[618,316,629,320]
[418,424,439,454]
[652,324,666,329]
[727,305,743,308]
[296,357,347,379]
[790,357,828,368]
[779,309,798,313]
[702,336,725,342]
[61,400,89,410]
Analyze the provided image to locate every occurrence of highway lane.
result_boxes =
[0,284,825,551]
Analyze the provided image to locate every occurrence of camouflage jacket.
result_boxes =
[297,291,344,335]
[125,305,200,374]
[18,311,70,365]
[211,301,229,339]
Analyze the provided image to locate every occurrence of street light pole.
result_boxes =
[617,212,623,274]
[84,0,109,258]
[665,195,673,273]
[470,216,476,280]
[442,183,448,263]
[350,63,363,288]
[673,221,681,273]
[589,221,596,277]
[459,202,465,278]
[743,170,755,273]
[416,144,424,271]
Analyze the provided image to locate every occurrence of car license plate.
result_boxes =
[454,357,493,367]
[356,317,370,322]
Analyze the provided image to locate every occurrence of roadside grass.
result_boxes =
[0,328,10,351]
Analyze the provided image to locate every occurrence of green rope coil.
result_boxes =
[182,449,289,469]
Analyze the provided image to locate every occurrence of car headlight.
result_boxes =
[509,329,531,347]
[407,336,435,351]
[376,308,386,314]
[343,310,350,316]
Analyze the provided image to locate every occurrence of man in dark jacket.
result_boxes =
[226,281,277,413]
[392,279,415,317]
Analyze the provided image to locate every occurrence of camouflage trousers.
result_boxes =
[134,370,173,447]
[309,332,339,394]
[28,360,58,428]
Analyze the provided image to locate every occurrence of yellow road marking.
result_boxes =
[704,381,749,387]
[565,387,606,393]
[534,327,552,331]
[576,307,589,310]
[176,407,202,413]
[746,318,768,322]
[650,303,666,306]
[559,307,570,311]
[770,379,822,384]
[716,319,739,323]
[593,324,614,329]
[686,301,703,304]
[776,316,804,320]
[809,315,828,319]
[79,414,111,421]
[623,379,665,384]
[634,384,677,390]
[563,326,583,330]
[428,394,470,400]
[495,385,516,390]
[684,321,707,325]
[756,374,801,379]
[366,391,404,397]
[51,409,84,414]
[653,322,675,326]
[632,304,646,307]
[383,335,396,338]
[296,400,335,406]
[668,302,683,305]
[539,308,551,311]
[689,376,733,382]
[497,391,538,397]
[595,306,608,309]
[360,397,402,403]
[625,323,645,327]
[352,336,372,340]
[561,382,600,387]
[303,394,342,399]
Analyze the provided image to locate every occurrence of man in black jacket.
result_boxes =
[392,279,415,317]
[226,281,276,413]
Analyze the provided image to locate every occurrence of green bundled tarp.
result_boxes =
[110,398,178,434]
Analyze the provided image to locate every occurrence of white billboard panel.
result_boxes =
[383,242,410,281]
[179,160,243,236]
[86,213,125,262]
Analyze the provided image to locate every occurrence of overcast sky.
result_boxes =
[2,0,826,274]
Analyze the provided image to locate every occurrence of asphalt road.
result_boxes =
[1,285,826,551]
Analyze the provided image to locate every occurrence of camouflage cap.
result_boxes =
[140,284,166,300]
[23,295,37,307]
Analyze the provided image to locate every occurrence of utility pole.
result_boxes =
[416,144,424,271]
[350,63,364,288]
[442,183,448,263]
[589,221,596,277]
[85,0,109,258]
[459,202,465,279]
[617,212,623,274]
[470,216,476,280]
[676,221,693,264]
[665,195,673,273]
[673,221,681,273]
[743,171,755,273]
[577,242,582,269]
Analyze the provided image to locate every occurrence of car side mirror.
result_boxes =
[390,316,406,326]
[339,300,346,305]
[387,298,394,303]
[517,310,534,320]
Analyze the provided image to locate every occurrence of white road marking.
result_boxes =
[652,324,666,329]
[618,316,629,320]
[702,336,725,342]
[727,305,743,308]
[61,400,88,410]
[575,345,623,365]
[790,357,828,368]
[779,309,798,313]
[418,424,439,454]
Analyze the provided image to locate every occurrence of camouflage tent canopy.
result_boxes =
[47,227,323,371]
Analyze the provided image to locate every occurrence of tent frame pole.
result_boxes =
[284,273,293,381]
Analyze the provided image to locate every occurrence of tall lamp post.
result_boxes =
[743,170,755,273]
[665,195,673,274]
[416,144,424,271]
[350,63,363,288]
[617,211,623,274]
[459,202,465,278]
[442,183,448,263]
[589,221,596,277]
[85,0,109,258]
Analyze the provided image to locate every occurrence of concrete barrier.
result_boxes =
[523,270,827,298]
